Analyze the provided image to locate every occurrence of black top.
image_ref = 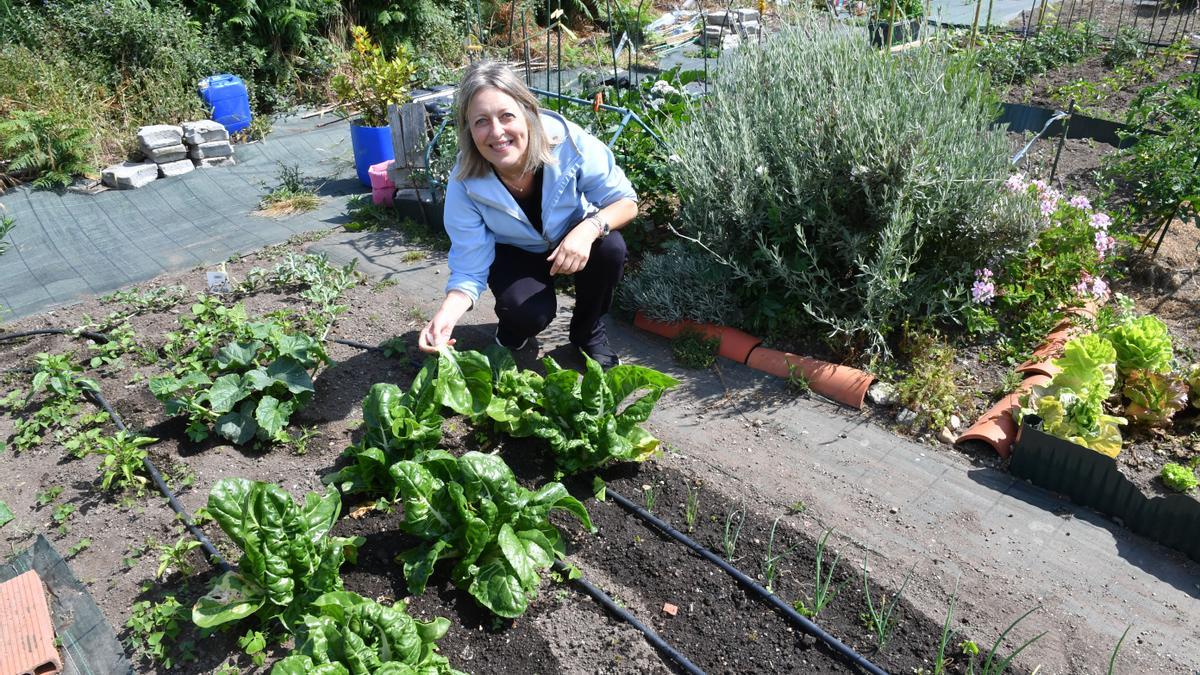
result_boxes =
[501,167,544,234]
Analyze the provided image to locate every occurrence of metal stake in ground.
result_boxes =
[1049,99,1076,184]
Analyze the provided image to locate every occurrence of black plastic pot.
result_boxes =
[868,18,922,47]
[394,187,444,235]
[1012,416,1200,563]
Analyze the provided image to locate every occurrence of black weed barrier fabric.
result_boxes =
[1,535,132,675]
[996,103,1138,148]
[1012,418,1200,563]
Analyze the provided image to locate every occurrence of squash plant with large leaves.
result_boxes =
[192,479,363,633]
[391,451,593,618]
[150,297,328,445]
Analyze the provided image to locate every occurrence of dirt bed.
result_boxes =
[0,235,956,674]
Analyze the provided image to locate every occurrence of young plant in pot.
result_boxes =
[869,0,924,48]
[332,26,417,187]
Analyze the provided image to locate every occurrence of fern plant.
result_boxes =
[0,204,13,256]
[0,110,94,188]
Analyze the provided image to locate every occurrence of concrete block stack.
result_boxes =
[701,8,761,48]
[100,120,236,189]
[183,120,235,168]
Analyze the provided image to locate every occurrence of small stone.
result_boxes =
[158,159,195,178]
[189,141,234,160]
[145,143,187,164]
[101,161,158,189]
[194,156,236,169]
[662,602,678,616]
[868,382,899,406]
[889,506,899,514]
[181,119,230,145]
[949,414,963,431]
[937,427,957,444]
[895,408,917,425]
[136,124,183,150]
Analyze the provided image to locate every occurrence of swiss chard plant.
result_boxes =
[271,591,463,675]
[192,479,363,633]
[1122,369,1189,427]
[151,297,329,445]
[390,451,593,618]
[1020,334,1127,457]
[1187,364,1200,409]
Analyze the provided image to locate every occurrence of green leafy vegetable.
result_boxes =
[1020,334,1126,457]
[1161,463,1198,492]
[1185,364,1200,409]
[391,451,593,618]
[1104,315,1174,374]
[193,479,362,632]
[0,500,13,529]
[271,591,463,675]
[1122,369,1188,427]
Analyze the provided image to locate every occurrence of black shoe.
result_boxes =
[576,340,622,370]
[494,327,529,351]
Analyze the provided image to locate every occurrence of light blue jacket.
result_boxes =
[443,110,638,303]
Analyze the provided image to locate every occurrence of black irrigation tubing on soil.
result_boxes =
[2,326,233,573]
[84,384,234,574]
[0,328,111,344]
[331,337,383,352]
[551,560,707,675]
[605,488,890,675]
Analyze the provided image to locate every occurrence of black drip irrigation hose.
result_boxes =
[551,561,707,675]
[0,328,110,344]
[605,489,890,675]
[331,337,383,352]
[4,327,232,573]
[84,384,234,574]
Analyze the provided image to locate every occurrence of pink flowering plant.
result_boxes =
[965,175,1123,352]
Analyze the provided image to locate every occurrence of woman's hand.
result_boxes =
[547,219,599,275]
[418,291,473,353]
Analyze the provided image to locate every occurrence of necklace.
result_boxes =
[497,170,531,196]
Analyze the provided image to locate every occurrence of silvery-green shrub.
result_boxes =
[618,240,740,326]
[660,25,1038,354]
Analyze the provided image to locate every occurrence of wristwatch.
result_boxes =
[590,214,610,239]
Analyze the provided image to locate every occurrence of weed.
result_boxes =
[671,328,720,369]
[787,500,807,514]
[122,539,154,569]
[91,432,156,493]
[402,250,426,263]
[287,426,321,456]
[99,285,188,320]
[380,336,408,359]
[156,536,202,579]
[684,484,701,533]
[898,328,960,430]
[66,538,92,557]
[371,278,399,292]
[342,195,450,251]
[786,362,812,395]
[1108,625,1132,675]
[723,507,744,561]
[126,596,195,669]
[35,486,63,506]
[238,629,268,666]
[257,163,321,216]
[860,561,916,650]
[762,515,801,593]
[0,205,14,255]
[51,503,75,535]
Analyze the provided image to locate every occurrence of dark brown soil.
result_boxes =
[0,233,957,674]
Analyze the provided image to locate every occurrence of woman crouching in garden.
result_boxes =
[417,61,638,368]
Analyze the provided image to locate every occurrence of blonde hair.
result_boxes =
[454,61,556,180]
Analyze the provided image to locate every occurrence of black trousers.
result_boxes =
[488,232,627,347]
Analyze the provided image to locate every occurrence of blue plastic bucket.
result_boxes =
[350,122,394,188]
[198,74,252,134]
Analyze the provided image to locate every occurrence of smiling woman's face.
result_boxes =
[466,87,529,177]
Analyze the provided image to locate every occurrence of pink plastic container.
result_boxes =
[368,160,395,190]
[372,186,395,206]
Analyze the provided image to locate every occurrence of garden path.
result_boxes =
[310,230,1200,675]
[0,113,360,321]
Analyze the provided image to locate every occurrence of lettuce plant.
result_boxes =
[1161,463,1199,493]
[192,479,363,632]
[271,591,463,675]
[1122,369,1188,427]
[1020,334,1126,457]
[390,451,593,618]
[1104,315,1174,374]
[1185,364,1200,409]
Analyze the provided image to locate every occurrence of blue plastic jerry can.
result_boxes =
[198,74,252,134]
